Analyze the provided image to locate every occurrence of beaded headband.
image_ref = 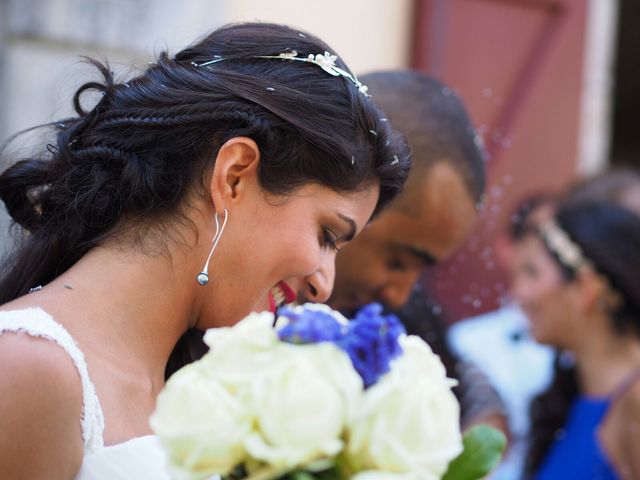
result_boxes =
[537,219,590,271]
[192,50,370,97]
[537,218,624,310]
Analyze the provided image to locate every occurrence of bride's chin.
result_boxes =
[247,290,278,315]
[252,294,274,314]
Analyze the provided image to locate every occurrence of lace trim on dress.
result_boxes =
[0,308,105,454]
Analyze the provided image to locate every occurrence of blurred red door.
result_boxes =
[412,0,589,320]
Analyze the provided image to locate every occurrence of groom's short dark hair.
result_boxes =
[362,70,486,208]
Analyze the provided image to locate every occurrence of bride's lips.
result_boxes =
[268,281,297,313]
[278,281,297,304]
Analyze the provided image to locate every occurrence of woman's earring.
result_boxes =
[196,209,228,286]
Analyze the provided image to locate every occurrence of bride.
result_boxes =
[0,22,409,479]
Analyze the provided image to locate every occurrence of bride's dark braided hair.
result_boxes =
[0,23,410,374]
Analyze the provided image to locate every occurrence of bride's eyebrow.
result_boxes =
[336,213,357,241]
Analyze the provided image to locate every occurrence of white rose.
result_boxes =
[393,335,458,383]
[149,361,251,479]
[202,312,280,392]
[244,342,363,469]
[203,311,278,352]
[347,335,462,480]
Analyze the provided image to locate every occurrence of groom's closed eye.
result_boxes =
[393,245,437,269]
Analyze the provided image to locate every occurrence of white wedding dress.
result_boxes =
[0,308,171,479]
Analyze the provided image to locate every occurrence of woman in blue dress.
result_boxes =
[511,200,640,479]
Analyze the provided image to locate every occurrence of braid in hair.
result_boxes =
[0,22,411,375]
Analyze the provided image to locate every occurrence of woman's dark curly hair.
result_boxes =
[524,201,640,477]
[0,22,410,376]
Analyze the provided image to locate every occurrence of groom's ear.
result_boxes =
[209,136,260,209]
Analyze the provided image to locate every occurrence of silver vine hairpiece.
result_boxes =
[537,219,589,271]
[192,50,369,96]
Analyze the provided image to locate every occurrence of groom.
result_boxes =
[321,71,507,433]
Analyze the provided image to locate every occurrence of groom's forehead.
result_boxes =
[383,198,476,254]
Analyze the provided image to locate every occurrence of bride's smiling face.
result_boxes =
[195,138,380,329]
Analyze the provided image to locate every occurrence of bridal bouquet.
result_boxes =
[151,303,504,480]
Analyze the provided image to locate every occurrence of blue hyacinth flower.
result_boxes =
[337,303,405,388]
[277,305,347,344]
[277,303,405,388]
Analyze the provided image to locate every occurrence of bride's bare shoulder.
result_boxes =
[0,331,84,478]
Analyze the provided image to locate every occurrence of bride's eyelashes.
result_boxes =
[321,226,340,252]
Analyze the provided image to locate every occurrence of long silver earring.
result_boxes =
[196,209,228,286]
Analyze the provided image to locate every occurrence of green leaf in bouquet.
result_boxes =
[442,425,506,480]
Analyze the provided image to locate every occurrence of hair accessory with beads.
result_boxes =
[192,50,369,96]
[538,218,624,311]
[537,219,589,271]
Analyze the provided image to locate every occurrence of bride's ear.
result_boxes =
[209,137,260,211]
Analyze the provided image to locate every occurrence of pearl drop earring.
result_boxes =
[196,209,228,286]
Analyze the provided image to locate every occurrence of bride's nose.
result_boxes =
[302,255,335,303]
